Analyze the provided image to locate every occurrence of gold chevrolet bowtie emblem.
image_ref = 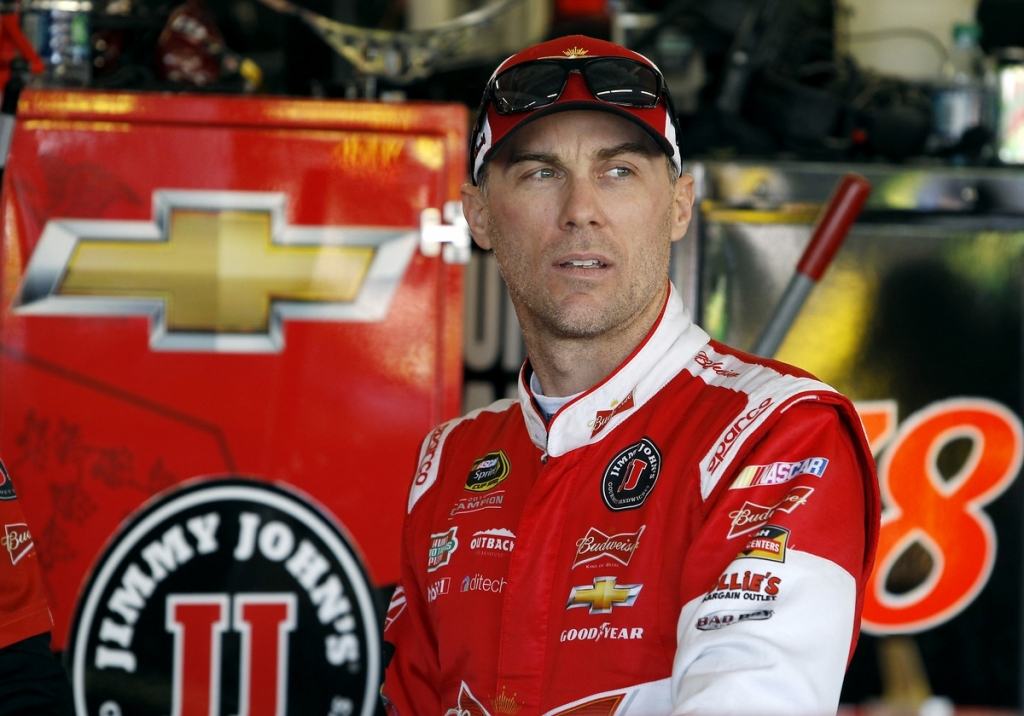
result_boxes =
[14,191,417,351]
[566,577,642,614]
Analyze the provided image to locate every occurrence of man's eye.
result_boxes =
[607,166,632,178]
[532,167,557,179]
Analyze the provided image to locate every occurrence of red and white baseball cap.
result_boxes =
[471,34,682,184]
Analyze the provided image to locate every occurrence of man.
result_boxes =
[0,458,73,716]
[382,34,880,716]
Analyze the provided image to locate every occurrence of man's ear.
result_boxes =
[670,173,696,243]
[461,183,491,250]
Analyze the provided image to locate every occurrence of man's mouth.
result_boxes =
[561,259,607,268]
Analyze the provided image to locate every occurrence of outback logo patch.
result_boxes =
[602,437,661,511]
[67,478,380,716]
[738,525,790,562]
[427,528,459,571]
[470,528,515,554]
[0,461,15,501]
[464,450,510,492]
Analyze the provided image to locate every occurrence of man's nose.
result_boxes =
[559,176,605,231]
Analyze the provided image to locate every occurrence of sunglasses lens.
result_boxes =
[492,63,568,114]
[585,58,661,108]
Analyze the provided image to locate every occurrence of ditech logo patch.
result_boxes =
[67,478,380,716]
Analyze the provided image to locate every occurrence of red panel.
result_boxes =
[0,89,467,649]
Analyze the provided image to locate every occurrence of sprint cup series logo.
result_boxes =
[464,451,510,492]
[68,479,380,716]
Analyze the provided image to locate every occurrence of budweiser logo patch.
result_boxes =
[573,525,645,568]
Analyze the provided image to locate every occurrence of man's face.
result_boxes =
[462,110,694,343]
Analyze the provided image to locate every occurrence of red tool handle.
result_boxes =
[796,173,872,282]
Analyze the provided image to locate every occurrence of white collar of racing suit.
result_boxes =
[518,282,711,458]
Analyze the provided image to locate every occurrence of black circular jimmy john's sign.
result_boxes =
[67,478,380,716]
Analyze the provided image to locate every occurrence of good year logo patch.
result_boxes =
[67,478,380,716]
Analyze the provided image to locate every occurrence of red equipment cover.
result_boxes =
[0,89,465,716]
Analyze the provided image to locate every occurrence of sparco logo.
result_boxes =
[67,478,380,716]
[601,437,662,511]
[415,426,445,486]
[708,398,773,471]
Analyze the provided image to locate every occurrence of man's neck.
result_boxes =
[522,291,666,398]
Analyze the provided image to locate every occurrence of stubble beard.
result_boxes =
[487,207,674,342]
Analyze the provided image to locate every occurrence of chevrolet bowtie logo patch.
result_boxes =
[566,576,642,614]
[13,190,417,352]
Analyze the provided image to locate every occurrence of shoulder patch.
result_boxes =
[407,399,517,513]
[688,348,836,500]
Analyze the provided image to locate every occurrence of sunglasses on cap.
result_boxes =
[487,57,665,115]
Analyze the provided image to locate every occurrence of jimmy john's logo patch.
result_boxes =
[67,478,380,716]
[465,450,510,492]
[0,460,15,501]
[737,526,790,562]
[602,437,661,511]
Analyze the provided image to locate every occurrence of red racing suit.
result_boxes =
[382,285,880,716]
